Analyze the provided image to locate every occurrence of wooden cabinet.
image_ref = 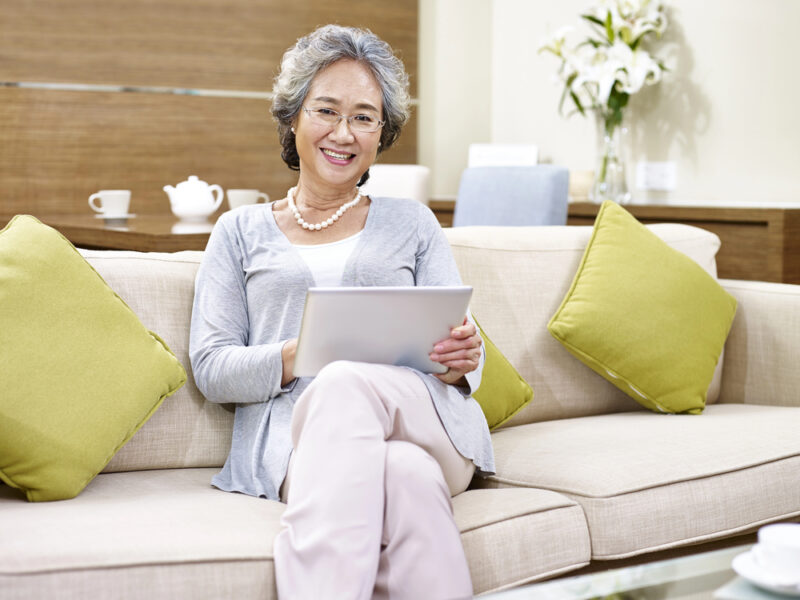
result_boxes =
[430,200,800,284]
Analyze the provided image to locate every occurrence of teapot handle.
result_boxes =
[209,185,224,212]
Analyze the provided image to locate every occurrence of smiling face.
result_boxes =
[293,59,384,196]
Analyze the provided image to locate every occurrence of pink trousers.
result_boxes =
[274,361,475,600]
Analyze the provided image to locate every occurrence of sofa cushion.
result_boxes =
[454,488,590,593]
[478,404,800,559]
[445,223,726,426]
[547,201,737,414]
[473,319,533,430]
[0,468,282,599]
[0,216,186,501]
[720,279,800,407]
[80,250,234,473]
[0,469,590,598]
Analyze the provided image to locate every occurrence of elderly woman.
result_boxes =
[189,25,494,600]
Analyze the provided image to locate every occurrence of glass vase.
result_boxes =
[590,112,631,204]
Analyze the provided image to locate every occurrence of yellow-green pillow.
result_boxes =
[547,201,737,414]
[0,215,186,501]
[473,319,533,430]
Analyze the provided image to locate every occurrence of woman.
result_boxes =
[189,25,494,600]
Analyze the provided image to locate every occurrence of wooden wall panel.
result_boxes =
[0,0,418,96]
[0,87,417,217]
[0,1,418,217]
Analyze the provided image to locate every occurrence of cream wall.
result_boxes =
[418,0,492,199]
[421,0,800,205]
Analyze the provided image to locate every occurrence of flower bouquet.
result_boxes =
[539,0,669,202]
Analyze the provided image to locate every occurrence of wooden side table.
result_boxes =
[1,213,214,252]
[568,203,800,284]
[427,200,800,284]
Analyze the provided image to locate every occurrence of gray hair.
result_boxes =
[271,24,411,185]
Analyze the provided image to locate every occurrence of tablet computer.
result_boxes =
[293,286,473,377]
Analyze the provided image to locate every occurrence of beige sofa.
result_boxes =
[2,223,799,599]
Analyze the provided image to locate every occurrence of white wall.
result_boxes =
[418,0,492,199]
[421,0,800,205]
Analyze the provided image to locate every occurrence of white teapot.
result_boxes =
[163,175,224,222]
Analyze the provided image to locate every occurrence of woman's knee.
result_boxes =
[385,441,448,496]
[292,361,388,430]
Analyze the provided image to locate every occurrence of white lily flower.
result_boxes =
[540,0,668,118]
[538,25,575,56]
[617,46,662,94]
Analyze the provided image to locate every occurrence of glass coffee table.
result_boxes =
[482,544,786,599]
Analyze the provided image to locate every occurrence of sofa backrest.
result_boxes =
[82,250,234,473]
[82,222,725,471]
[444,224,725,427]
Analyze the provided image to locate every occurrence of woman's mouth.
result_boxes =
[321,148,356,164]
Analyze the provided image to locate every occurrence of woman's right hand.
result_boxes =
[281,338,298,386]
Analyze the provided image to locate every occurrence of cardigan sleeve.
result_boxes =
[189,216,291,404]
[413,205,485,396]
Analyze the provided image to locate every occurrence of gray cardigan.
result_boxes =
[189,197,495,500]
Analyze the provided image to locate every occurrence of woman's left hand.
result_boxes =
[430,318,483,385]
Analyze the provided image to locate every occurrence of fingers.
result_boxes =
[429,347,481,368]
[431,333,481,361]
[430,320,482,382]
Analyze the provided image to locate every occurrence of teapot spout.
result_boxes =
[163,185,176,200]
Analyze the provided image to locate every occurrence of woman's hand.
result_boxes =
[430,318,482,386]
[281,338,298,387]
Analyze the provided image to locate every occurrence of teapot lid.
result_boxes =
[176,175,209,190]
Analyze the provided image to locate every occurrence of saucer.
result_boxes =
[732,549,800,596]
[171,221,214,234]
[95,213,136,224]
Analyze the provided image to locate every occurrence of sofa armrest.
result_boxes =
[719,279,800,407]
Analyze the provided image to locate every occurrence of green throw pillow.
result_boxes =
[547,201,737,414]
[472,318,533,430]
[0,215,186,501]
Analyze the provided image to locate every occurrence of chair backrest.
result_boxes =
[452,165,569,227]
[467,143,538,167]
[360,164,431,206]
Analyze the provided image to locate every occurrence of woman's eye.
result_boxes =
[317,108,338,116]
[354,114,375,123]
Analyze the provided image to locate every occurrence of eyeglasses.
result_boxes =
[302,106,384,133]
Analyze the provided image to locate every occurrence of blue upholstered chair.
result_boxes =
[452,165,570,227]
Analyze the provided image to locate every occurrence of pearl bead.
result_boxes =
[286,186,362,233]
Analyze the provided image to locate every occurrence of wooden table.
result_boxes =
[428,200,800,284]
[1,213,214,252]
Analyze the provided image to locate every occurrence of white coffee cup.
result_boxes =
[227,189,270,210]
[88,190,131,217]
[753,523,800,584]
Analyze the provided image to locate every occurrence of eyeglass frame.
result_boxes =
[301,106,385,133]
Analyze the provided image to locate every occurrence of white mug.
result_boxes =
[88,190,131,217]
[227,189,270,210]
[753,523,800,584]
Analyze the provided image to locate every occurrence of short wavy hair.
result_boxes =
[271,25,411,186]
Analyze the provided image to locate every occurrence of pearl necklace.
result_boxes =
[287,186,362,231]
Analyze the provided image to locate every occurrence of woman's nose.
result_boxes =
[330,117,355,142]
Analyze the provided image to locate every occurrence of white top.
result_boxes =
[293,231,363,287]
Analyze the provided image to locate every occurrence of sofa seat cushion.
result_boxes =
[0,468,283,600]
[478,404,800,559]
[454,488,590,593]
[0,469,590,598]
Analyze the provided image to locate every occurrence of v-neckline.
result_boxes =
[262,199,378,286]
